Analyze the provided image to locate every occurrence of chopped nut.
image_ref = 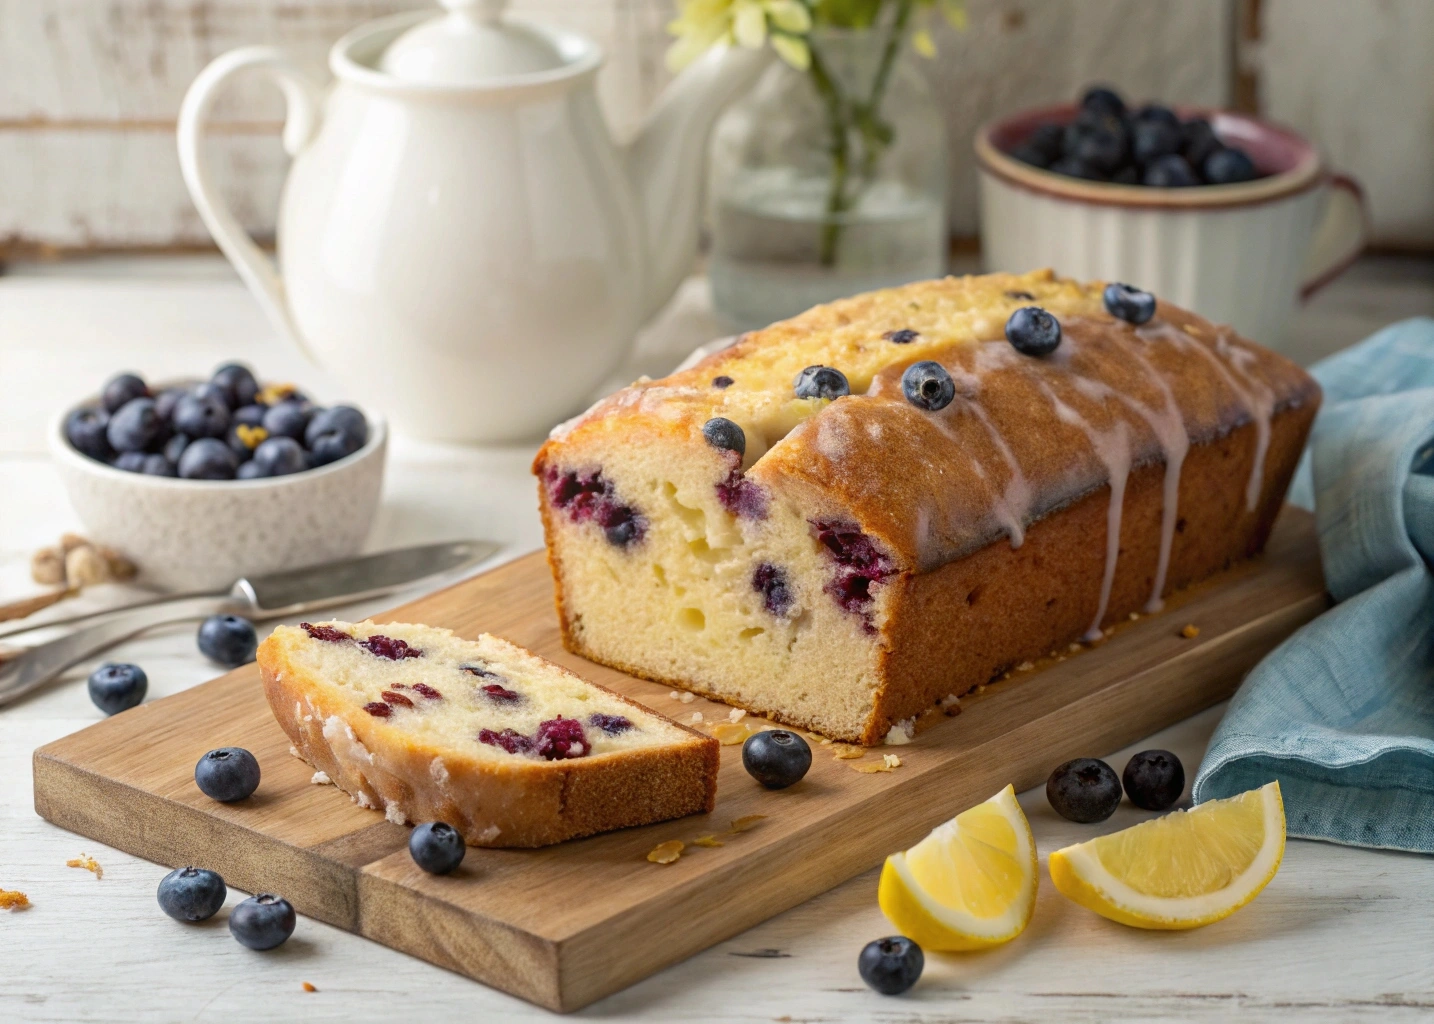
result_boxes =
[302,982,317,993]
[689,711,704,724]
[728,814,767,833]
[65,545,112,587]
[690,834,725,848]
[646,840,684,864]
[831,743,865,760]
[0,889,30,910]
[30,547,65,586]
[710,721,757,745]
[67,853,102,879]
[680,692,696,704]
[1181,624,1201,639]
[883,753,902,769]
[1015,661,1035,672]
[727,708,747,723]
[59,533,90,555]
[95,546,137,581]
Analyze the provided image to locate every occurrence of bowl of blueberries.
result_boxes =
[51,364,387,591]
[975,85,1367,348]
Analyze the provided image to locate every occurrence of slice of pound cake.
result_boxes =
[257,620,718,847]
[534,270,1320,745]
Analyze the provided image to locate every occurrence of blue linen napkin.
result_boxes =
[1192,317,1434,853]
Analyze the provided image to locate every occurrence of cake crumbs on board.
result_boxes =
[709,720,758,745]
[66,854,102,879]
[1181,624,1201,638]
[302,982,318,993]
[852,754,902,774]
[0,889,30,910]
[646,840,684,865]
[728,814,766,833]
[831,743,865,760]
[690,834,725,848]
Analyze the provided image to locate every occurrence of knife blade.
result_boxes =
[0,539,500,708]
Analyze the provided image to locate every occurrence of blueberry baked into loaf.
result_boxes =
[257,620,718,847]
[534,270,1320,745]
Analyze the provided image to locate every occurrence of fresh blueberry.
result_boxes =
[409,821,466,875]
[1132,103,1181,130]
[112,451,148,472]
[210,364,260,409]
[1131,117,1183,166]
[87,663,148,715]
[858,936,924,995]
[154,387,187,424]
[252,436,307,477]
[1047,757,1122,823]
[1143,153,1199,187]
[106,398,164,453]
[793,365,850,401]
[742,729,812,789]
[305,405,368,466]
[1204,145,1258,185]
[236,460,267,480]
[1048,155,1105,180]
[173,390,231,439]
[178,437,238,480]
[233,404,267,428]
[198,614,258,667]
[1123,749,1185,811]
[162,432,190,466]
[1006,306,1063,357]
[1064,113,1127,174]
[1026,122,1065,162]
[195,746,261,802]
[102,373,150,414]
[65,407,113,461]
[229,893,295,950]
[157,866,227,922]
[141,454,177,477]
[900,361,955,411]
[1079,85,1125,118]
[1103,283,1157,325]
[1181,118,1223,170]
[261,400,311,441]
[1010,142,1052,168]
[701,417,745,457]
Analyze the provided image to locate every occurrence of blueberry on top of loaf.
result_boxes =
[534,269,1320,744]
[256,621,719,846]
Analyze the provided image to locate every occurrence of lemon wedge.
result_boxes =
[878,784,1037,950]
[1049,781,1285,930]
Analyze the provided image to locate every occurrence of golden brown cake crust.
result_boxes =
[257,633,719,848]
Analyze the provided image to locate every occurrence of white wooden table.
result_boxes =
[2,256,1432,1023]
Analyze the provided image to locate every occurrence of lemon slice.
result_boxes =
[1049,781,1285,930]
[878,784,1037,951]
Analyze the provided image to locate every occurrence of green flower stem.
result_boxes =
[807,44,852,267]
[855,0,912,182]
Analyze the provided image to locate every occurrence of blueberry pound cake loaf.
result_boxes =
[534,270,1320,745]
[256,621,718,847]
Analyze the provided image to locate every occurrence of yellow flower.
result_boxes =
[667,0,814,71]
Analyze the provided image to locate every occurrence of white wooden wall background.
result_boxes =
[0,0,1427,254]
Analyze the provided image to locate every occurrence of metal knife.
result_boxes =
[0,539,499,708]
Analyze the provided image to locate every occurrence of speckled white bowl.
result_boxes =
[50,394,387,592]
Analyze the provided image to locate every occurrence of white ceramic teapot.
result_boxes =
[179,0,769,441]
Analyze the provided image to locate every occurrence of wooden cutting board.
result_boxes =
[33,508,1326,1013]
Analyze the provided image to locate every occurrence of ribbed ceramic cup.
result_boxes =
[975,104,1368,350]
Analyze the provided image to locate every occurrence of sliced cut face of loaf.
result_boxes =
[257,620,718,848]
[534,270,1322,745]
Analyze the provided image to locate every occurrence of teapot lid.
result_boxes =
[378,0,566,84]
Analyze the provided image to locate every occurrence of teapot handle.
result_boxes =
[178,47,323,360]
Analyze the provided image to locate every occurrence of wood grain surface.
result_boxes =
[32,508,1326,1012]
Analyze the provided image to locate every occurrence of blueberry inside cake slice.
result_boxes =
[257,620,718,848]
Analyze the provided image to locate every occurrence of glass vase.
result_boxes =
[708,28,948,332]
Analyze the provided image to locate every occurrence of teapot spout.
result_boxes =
[626,44,772,323]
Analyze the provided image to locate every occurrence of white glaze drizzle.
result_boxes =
[1042,382,1132,641]
[943,362,1033,550]
[1139,322,1272,512]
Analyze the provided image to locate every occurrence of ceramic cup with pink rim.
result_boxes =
[975,104,1368,351]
